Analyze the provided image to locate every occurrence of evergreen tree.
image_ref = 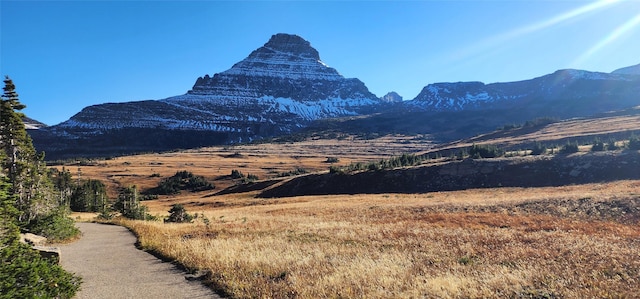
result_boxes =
[115,186,149,220]
[165,204,194,223]
[69,179,107,212]
[0,77,77,239]
[1,76,37,222]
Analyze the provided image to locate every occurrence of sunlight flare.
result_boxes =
[573,12,640,66]
[448,0,623,63]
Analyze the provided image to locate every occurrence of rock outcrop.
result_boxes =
[380,92,403,103]
[20,233,60,263]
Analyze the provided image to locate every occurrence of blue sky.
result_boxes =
[2,0,639,125]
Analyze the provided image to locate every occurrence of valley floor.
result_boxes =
[109,180,640,298]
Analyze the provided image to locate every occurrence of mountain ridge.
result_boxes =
[28,33,640,159]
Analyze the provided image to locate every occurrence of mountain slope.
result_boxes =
[33,34,382,159]
[612,63,640,76]
[406,69,640,117]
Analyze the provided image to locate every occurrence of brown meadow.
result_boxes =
[66,121,640,298]
[106,181,640,298]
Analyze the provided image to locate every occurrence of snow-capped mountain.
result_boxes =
[32,34,382,158]
[29,32,640,159]
[406,69,640,117]
[22,116,48,130]
[54,34,379,134]
[380,92,403,103]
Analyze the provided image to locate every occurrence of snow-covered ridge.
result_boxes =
[407,67,640,112]
[222,55,343,80]
[554,69,634,81]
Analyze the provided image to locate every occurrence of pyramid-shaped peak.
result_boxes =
[262,33,320,60]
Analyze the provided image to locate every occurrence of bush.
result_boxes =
[27,208,80,243]
[329,166,345,174]
[278,167,308,177]
[230,169,244,179]
[591,139,606,152]
[628,136,640,150]
[468,144,504,159]
[608,138,620,150]
[1,241,81,298]
[560,142,579,154]
[325,157,339,163]
[146,171,214,195]
[524,117,558,128]
[164,204,194,223]
[530,142,547,155]
[1,183,81,299]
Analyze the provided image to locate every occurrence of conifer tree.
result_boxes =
[0,77,72,236]
[1,76,37,222]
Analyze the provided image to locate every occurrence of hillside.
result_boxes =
[56,109,640,202]
[258,151,640,198]
[63,112,640,299]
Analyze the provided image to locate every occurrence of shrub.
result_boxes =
[231,169,244,179]
[1,182,81,298]
[146,171,214,195]
[329,166,345,174]
[468,144,505,159]
[278,167,308,177]
[628,135,640,150]
[164,204,194,223]
[591,139,606,152]
[1,241,81,298]
[325,157,340,163]
[530,142,547,155]
[607,138,620,150]
[27,208,80,243]
[524,117,558,128]
[560,142,579,154]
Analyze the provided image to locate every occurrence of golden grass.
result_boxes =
[58,135,431,198]
[113,180,640,298]
[60,126,640,298]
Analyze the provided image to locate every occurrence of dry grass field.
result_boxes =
[65,116,640,298]
[58,135,432,198]
[114,181,640,298]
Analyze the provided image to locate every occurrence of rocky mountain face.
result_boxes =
[405,69,640,119]
[28,32,640,159]
[22,116,48,130]
[32,34,382,159]
[380,92,403,103]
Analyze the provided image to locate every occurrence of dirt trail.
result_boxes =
[59,222,221,299]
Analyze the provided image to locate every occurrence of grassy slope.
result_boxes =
[67,112,640,298]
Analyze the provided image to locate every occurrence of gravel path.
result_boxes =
[59,222,221,299]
